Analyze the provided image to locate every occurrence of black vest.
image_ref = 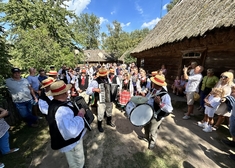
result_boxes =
[153,88,170,121]
[39,89,51,105]
[47,99,84,150]
[78,75,89,91]
[94,77,109,101]
[109,75,117,84]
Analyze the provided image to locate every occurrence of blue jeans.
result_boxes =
[15,100,38,126]
[0,131,10,154]
[200,91,207,107]
[230,114,235,137]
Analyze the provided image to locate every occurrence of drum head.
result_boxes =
[125,101,136,118]
[130,96,148,105]
[130,104,153,127]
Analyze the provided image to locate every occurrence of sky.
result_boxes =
[65,0,171,33]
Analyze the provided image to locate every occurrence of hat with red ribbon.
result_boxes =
[150,75,167,86]
[40,77,55,89]
[97,67,109,77]
[48,80,72,96]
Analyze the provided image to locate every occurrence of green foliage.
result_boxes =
[102,24,149,63]
[0,29,12,106]
[0,0,79,71]
[72,13,100,50]
[167,0,181,12]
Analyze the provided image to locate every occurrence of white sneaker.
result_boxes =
[203,125,212,132]
[183,115,190,120]
[197,121,205,128]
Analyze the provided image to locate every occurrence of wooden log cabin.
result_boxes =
[130,0,235,86]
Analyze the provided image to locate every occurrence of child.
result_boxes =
[176,75,186,96]
[197,88,224,132]
[172,76,180,94]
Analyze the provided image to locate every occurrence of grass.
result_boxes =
[0,119,49,168]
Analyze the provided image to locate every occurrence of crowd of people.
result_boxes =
[2,61,235,166]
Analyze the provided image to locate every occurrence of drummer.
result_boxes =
[138,74,173,149]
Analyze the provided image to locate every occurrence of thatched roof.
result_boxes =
[131,0,235,54]
[83,49,115,62]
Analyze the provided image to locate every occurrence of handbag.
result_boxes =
[194,92,200,101]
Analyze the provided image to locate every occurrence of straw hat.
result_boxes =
[97,67,109,77]
[47,80,72,96]
[150,75,167,86]
[130,96,148,104]
[41,77,55,89]
[46,70,58,76]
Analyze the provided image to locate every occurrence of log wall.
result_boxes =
[133,27,235,86]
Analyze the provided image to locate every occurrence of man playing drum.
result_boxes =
[138,75,173,149]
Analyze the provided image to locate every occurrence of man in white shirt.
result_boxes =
[183,65,204,119]
[47,80,86,167]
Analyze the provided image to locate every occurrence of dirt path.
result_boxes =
[29,94,235,168]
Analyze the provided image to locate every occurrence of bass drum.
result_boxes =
[125,101,153,127]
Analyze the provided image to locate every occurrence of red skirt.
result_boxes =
[119,90,131,106]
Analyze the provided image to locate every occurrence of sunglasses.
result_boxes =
[220,76,228,79]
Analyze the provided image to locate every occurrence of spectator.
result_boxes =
[197,88,224,132]
[0,107,19,155]
[183,65,204,119]
[213,71,234,130]
[187,62,198,75]
[172,76,180,94]
[198,69,219,112]
[38,69,47,83]
[175,75,186,96]
[221,98,235,161]
[5,68,38,127]
[27,67,41,119]
[160,64,167,76]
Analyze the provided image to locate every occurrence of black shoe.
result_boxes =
[98,127,104,132]
[221,139,235,147]
[138,135,148,142]
[106,117,116,127]
[98,121,104,133]
[107,122,116,127]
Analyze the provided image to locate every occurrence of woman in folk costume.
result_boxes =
[136,69,151,96]
[118,73,134,111]
[131,66,140,95]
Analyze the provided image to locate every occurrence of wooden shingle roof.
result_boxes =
[83,49,114,62]
[131,0,235,54]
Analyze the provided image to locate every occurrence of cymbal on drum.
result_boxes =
[130,96,148,105]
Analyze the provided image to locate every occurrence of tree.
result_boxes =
[0,0,80,70]
[166,0,181,12]
[102,20,123,60]
[0,27,12,105]
[73,13,100,50]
